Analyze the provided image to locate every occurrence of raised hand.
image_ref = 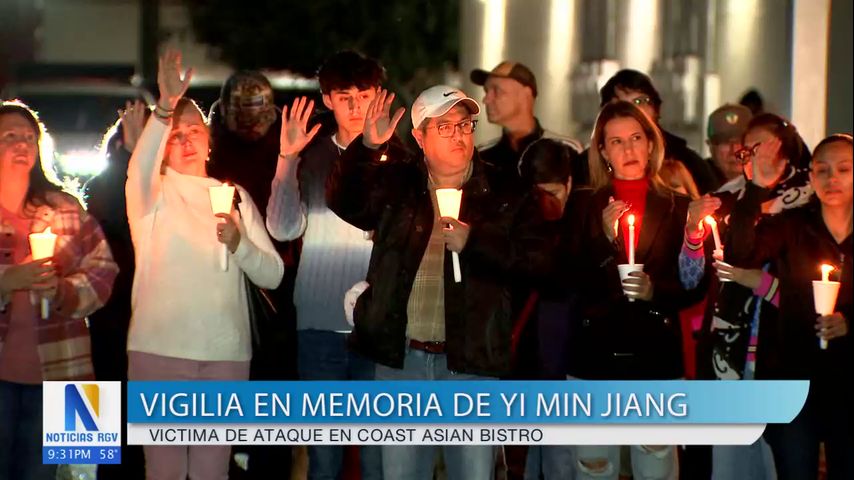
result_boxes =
[279,97,322,159]
[362,89,405,149]
[157,49,194,111]
[750,137,785,188]
[121,100,148,152]
[686,195,722,235]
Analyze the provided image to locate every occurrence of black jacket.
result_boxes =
[728,185,853,383]
[566,185,698,379]
[206,107,298,379]
[83,149,135,382]
[326,138,552,377]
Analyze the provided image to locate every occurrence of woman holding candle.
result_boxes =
[0,101,118,480]
[727,134,853,479]
[125,50,284,479]
[566,101,700,480]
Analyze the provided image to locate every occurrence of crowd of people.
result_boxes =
[0,45,850,480]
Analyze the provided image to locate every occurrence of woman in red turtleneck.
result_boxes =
[565,101,703,480]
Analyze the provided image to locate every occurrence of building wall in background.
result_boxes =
[827,0,853,136]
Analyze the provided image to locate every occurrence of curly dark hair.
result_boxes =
[0,101,63,210]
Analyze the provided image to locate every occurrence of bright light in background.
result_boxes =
[547,0,572,75]
[480,0,506,70]
[623,0,659,73]
[57,149,107,177]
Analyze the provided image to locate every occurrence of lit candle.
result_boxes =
[435,188,463,283]
[821,264,834,283]
[705,215,722,252]
[208,183,236,272]
[29,227,58,319]
[814,264,840,350]
[627,214,636,266]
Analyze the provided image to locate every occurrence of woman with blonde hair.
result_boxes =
[125,50,284,479]
[565,101,702,480]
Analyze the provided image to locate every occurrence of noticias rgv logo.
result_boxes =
[65,384,100,431]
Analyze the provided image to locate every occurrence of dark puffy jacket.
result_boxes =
[566,185,699,380]
[326,138,552,377]
[727,186,853,383]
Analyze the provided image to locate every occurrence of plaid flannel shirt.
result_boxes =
[0,192,118,381]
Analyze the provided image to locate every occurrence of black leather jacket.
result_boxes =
[326,137,552,377]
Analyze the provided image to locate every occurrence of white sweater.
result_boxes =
[126,118,284,362]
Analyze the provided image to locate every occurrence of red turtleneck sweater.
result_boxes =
[612,178,649,259]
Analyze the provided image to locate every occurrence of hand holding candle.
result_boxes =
[435,188,463,283]
[29,227,58,319]
[208,183,236,271]
[813,264,840,350]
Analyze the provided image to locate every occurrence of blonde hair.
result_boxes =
[588,101,668,194]
[659,159,700,199]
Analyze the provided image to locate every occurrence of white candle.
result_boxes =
[208,183,235,272]
[435,188,463,283]
[815,264,839,350]
[705,215,722,252]
[29,227,57,260]
[627,214,636,266]
[29,227,58,319]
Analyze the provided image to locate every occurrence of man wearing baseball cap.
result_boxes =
[471,61,581,178]
[705,104,752,190]
[327,85,552,479]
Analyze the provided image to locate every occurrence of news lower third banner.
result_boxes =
[122,380,808,446]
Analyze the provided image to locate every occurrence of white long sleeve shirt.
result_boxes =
[126,118,284,362]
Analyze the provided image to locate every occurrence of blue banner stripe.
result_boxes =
[126,380,808,424]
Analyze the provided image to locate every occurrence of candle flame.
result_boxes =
[821,264,835,282]
[627,214,635,227]
[704,215,716,226]
[42,227,52,235]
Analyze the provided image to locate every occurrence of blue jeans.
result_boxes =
[0,381,57,480]
[375,346,496,480]
[297,329,382,480]
[712,439,776,480]
[525,445,576,479]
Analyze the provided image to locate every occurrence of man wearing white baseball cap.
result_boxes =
[327,86,553,479]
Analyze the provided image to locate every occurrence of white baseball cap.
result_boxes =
[411,85,480,129]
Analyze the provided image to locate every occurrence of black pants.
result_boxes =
[764,377,854,480]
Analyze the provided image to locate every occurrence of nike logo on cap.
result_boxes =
[442,91,455,97]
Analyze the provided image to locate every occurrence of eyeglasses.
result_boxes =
[734,142,761,164]
[433,120,477,138]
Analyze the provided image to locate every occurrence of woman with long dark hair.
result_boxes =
[728,134,853,479]
[0,101,118,480]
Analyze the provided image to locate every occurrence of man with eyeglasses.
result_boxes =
[705,104,752,190]
[327,85,552,480]
[470,61,582,179]
[595,69,717,195]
